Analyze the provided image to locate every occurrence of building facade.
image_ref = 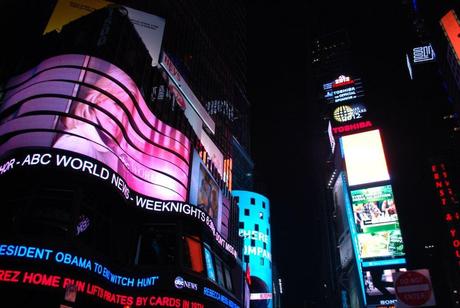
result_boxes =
[0,1,252,307]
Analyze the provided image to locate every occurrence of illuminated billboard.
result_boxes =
[332,103,367,123]
[440,10,460,65]
[44,0,165,66]
[364,267,406,306]
[189,151,222,231]
[341,130,390,186]
[0,54,190,201]
[323,75,364,104]
[234,191,272,308]
[351,186,404,259]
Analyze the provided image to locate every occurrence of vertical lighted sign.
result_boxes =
[339,127,406,307]
[431,163,460,266]
[234,190,272,308]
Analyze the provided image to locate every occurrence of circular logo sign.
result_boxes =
[174,276,185,289]
[333,105,354,122]
[395,271,432,306]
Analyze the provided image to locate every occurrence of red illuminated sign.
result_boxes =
[332,121,373,134]
[394,270,435,307]
[0,268,204,307]
[440,10,460,64]
[333,75,354,88]
[431,163,460,266]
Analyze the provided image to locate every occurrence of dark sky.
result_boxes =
[247,2,412,306]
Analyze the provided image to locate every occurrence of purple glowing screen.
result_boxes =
[0,54,191,201]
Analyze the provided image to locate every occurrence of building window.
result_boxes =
[263,242,266,250]
[224,267,233,292]
[260,257,264,266]
[255,224,259,231]
[250,198,255,205]
[214,257,225,288]
[259,212,264,219]
[251,239,255,247]
[244,209,250,216]
[244,255,249,263]
[135,224,176,266]
[182,236,204,274]
[262,201,266,209]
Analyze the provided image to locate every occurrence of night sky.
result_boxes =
[247,2,413,306]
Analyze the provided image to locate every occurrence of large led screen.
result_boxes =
[0,54,190,201]
[351,186,404,259]
[234,190,272,308]
[189,151,222,230]
[364,267,406,306]
[341,129,390,186]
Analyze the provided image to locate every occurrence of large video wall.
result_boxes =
[0,54,190,201]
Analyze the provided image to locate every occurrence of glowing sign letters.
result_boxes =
[413,45,435,63]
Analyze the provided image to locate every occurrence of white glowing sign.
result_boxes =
[413,45,435,63]
[333,104,367,123]
[335,75,351,85]
[341,129,390,186]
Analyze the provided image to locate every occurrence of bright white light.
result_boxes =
[341,130,390,186]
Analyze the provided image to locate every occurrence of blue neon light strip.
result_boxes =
[341,173,367,306]
[362,258,406,268]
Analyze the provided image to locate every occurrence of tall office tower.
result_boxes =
[312,26,417,306]
[233,191,273,308]
[0,1,251,307]
[311,30,354,308]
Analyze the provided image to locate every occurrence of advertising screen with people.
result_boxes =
[0,54,190,201]
[350,185,405,259]
[189,151,222,229]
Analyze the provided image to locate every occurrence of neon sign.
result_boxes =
[0,243,159,288]
[0,151,238,259]
[333,75,354,88]
[0,267,204,307]
[332,121,373,134]
[203,287,240,308]
[431,163,460,266]
[333,104,367,123]
[413,45,435,63]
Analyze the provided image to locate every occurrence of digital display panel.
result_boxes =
[189,151,222,230]
[234,190,272,308]
[364,267,406,306]
[341,130,390,186]
[0,54,190,201]
[351,186,405,259]
[332,103,367,123]
[204,248,216,282]
[323,75,364,104]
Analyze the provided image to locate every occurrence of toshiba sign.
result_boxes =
[332,121,373,134]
